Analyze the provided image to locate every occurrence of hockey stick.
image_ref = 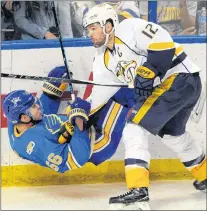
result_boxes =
[51,2,75,100]
[1,73,128,88]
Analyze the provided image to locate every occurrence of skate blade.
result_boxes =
[109,201,151,210]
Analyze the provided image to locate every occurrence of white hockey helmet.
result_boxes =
[83,3,119,29]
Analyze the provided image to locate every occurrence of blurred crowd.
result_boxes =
[1,1,207,41]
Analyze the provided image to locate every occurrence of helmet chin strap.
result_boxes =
[19,110,42,125]
[18,118,41,125]
[103,25,115,47]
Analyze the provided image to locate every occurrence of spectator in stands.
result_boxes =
[70,1,96,37]
[196,1,207,11]
[111,1,140,18]
[114,1,140,23]
[70,1,140,38]
[1,1,21,40]
[139,0,197,35]
[91,1,141,28]
[55,1,73,38]
[95,1,140,18]
[195,1,207,35]
[13,1,73,40]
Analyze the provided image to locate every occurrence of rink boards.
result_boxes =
[1,37,206,187]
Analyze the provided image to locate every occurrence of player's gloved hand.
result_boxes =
[134,64,156,98]
[58,122,74,144]
[112,88,137,108]
[42,66,70,99]
[66,97,91,130]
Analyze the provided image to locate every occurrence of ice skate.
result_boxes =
[109,187,150,210]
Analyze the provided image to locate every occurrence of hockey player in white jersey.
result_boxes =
[83,3,206,210]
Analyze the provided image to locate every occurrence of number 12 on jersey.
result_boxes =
[142,24,158,39]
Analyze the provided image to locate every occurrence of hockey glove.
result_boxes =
[112,88,137,108]
[58,122,74,144]
[66,97,91,129]
[134,64,157,98]
[42,66,71,99]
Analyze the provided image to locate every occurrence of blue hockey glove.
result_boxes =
[112,88,137,108]
[42,66,71,99]
[66,97,91,128]
[134,65,156,98]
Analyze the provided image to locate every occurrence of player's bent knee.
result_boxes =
[123,123,149,149]
[71,144,91,167]
[68,148,91,169]
[123,123,151,163]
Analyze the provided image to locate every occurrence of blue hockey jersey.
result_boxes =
[8,88,135,173]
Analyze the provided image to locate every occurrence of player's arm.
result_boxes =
[39,94,61,114]
[40,66,68,114]
[51,123,92,171]
[131,19,176,97]
[58,98,93,169]
[111,88,136,109]
[58,97,91,144]
[60,96,93,168]
[136,20,176,75]
[66,126,92,170]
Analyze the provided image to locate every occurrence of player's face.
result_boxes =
[86,23,106,48]
[29,103,43,121]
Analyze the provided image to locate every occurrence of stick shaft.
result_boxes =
[51,2,74,96]
[1,73,128,88]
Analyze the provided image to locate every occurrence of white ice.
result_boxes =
[2,180,206,210]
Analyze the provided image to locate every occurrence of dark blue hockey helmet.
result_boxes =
[2,90,43,124]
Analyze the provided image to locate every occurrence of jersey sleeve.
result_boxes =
[39,93,61,114]
[130,18,176,78]
[67,126,92,170]
[111,88,136,109]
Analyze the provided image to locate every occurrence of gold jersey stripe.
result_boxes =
[132,74,178,124]
[148,42,175,51]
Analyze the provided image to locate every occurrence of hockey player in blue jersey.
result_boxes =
[2,66,136,173]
